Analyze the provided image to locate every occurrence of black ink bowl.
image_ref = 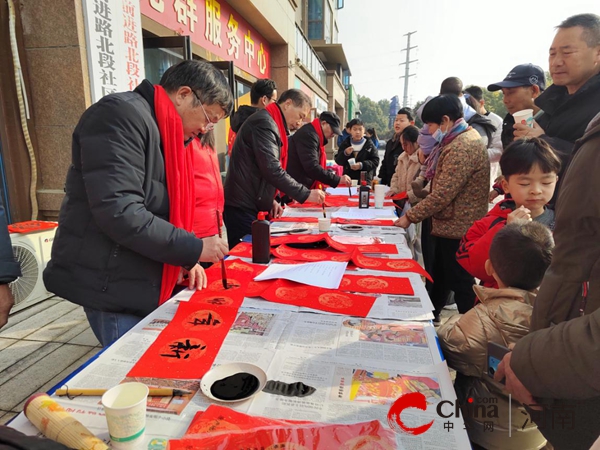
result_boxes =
[201,363,267,403]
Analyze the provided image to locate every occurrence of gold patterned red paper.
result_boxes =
[260,279,376,317]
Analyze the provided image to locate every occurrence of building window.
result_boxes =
[308,0,323,40]
[336,0,344,9]
[324,3,332,44]
[295,26,327,88]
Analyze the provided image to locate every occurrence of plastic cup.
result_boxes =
[318,218,332,232]
[101,382,149,449]
[374,185,386,209]
[512,109,534,128]
[351,179,358,187]
[348,158,356,166]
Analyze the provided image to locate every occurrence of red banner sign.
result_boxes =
[140,0,270,79]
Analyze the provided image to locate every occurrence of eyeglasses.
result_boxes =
[192,90,215,132]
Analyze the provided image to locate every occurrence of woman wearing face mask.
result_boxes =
[394,94,490,322]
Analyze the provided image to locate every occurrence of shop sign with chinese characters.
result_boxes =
[83,0,145,102]
[140,0,270,79]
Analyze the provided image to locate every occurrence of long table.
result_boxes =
[9,208,471,449]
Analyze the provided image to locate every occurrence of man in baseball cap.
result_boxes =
[287,111,352,190]
[488,63,546,149]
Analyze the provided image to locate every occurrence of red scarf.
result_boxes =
[266,103,288,170]
[310,118,327,189]
[154,85,195,305]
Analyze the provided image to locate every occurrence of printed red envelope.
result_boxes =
[170,418,396,450]
[271,245,352,262]
[351,249,433,282]
[260,279,376,317]
[340,274,414,295]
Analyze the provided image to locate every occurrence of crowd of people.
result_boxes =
[0,10,598,450]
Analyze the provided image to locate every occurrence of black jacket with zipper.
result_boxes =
[230,105,258,133]
[287,122,340,189]
[43,80,203,317]
[224,106,311,214]
[377,137,402,186]
[335,136,380,183]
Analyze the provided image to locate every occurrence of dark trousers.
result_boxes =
[224,205,255,250]
[430,236,475,316]
[421,217,435,296]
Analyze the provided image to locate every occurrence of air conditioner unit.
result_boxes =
[9,227,56,313]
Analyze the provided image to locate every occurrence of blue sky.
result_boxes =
[337,0,597,105]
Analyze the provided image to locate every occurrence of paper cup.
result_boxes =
[374,185,386,209]
[348,158,356,166]
[24,393,109,450]
[102,382,149,449]
[513,109,534,128]
[318,218,332,232]
[351,179,358,187]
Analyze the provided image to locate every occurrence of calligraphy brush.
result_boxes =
[318,184,326,219]
[216,210,228,289]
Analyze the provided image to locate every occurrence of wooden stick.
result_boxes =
[54,388,192,397]
[216,210,228,289]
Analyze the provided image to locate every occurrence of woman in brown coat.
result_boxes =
[395,95,489,320]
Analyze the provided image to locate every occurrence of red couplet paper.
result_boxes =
[184,405,312,436]
[260,279,376,317]
[271,245,351,262]
[8,220,58,234]
[127,299,242,379]
[334,217,396,226]
[390,191,408,201]
[340,274,414,295]
[272,217,319,223]
[171,417,396,450]
[127,261,259,379]
[270,233,398,255]
[351,249,433,282]
[228,242,253,258]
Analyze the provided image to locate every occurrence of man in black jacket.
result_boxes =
[378,108,414,186]
[287,111,352,189]
[44,61,231,347]
[224,89,326,247]
[0,204,20,329]
[230,79,277,133]
[514,13,600,196]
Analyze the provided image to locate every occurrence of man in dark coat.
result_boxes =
[44,61,231,347]
[224,89,326,248]
[378,108,414,186]
[229,79,277,133]
[497,112,600,450]
[513,13,600,205]
[0,204,20,329]
[287,111,351,189]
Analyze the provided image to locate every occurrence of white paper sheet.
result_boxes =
[325,186,356,196]
[331,207,397,220]
[254,261,348,289]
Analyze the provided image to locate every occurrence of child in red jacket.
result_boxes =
[456,138,561,288]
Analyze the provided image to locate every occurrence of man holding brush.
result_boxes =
[287,111,352,190]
